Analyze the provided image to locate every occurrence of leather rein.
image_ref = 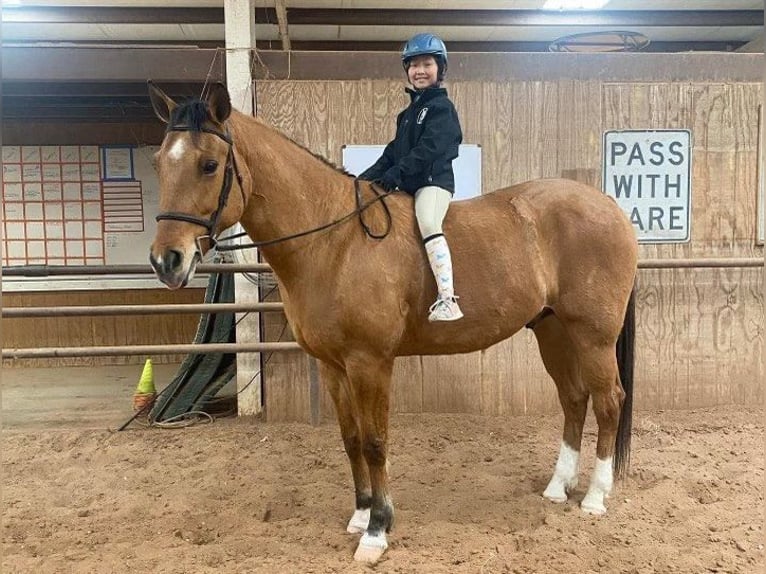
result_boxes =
[156,124,394,252]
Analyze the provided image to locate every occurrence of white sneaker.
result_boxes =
[428,296,464,322]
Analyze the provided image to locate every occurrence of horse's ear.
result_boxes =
[206,83,232,124]
[147,81,177,124]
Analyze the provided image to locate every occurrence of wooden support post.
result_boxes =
[224,0,262,416]
[761,62,765,411]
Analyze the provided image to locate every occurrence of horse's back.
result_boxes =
[447,177,637,325]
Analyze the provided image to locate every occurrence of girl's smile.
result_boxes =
[407,55,439,89]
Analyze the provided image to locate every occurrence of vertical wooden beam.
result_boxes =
[275,0,291,52]
[224,0,262,416]
[761,54,765,410]
[224,0,255,116]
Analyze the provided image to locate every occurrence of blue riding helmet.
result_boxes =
[401,33,448,79]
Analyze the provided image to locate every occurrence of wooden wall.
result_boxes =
[253,76,763,420]
[3,288,205,368]
[3,53,759,417]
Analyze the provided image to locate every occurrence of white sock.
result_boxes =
[424,235,455,300]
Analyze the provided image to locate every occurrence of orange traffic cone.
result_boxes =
[132,358,156,414]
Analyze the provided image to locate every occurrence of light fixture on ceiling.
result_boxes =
[548,30,650,52]
[542,0,611,9]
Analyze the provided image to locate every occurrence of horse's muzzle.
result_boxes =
[149,248,198,290]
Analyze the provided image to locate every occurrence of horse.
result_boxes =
[147,82,638,564]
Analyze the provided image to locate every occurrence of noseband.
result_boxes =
[155,125,245,251]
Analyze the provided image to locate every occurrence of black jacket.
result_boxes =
[359,86,463,194]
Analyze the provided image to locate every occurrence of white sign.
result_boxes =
[603,130,692,243]
[342,144,482,201]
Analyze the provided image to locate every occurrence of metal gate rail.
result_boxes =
[3,257,763,278]
[3,257,762,360]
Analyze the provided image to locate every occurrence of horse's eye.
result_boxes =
[202,160,219,175]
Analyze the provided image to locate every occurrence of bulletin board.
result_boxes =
[1,144,176,290]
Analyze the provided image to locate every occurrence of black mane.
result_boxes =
[168,98,209,132]
[169,98,354,178]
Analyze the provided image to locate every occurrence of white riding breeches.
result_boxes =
[414,185,452,239]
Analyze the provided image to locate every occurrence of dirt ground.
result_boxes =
[2,406,763,574]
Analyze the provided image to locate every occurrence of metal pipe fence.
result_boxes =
[3,342,303,360]
[3,258,763,279]
[3,302,285,318]
[2,257,762,360]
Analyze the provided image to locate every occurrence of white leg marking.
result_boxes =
[168,138,187,161]
[346,508,370,534]
[581,456,613,515]
[543,441,580,503]
[354,531,388,563]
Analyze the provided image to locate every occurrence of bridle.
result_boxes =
[156,123,395,253]
[155,124,245,252]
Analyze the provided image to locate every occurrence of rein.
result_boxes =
[216,179,394,251]
[156,124,394,252]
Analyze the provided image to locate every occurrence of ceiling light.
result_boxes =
[543,0,611,9]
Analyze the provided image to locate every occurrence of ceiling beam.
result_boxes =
[2,47,226,82]
[3,7,761,28]
[284,9,763,27]
[4,48,761,83]
[1,6,273,24]
[1,81,205,98]
[259,40,746,53]
[4,39,747,53]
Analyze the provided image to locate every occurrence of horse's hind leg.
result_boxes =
[533,314,588,504]
[580,348,624,515]
[317,360,371,534]
[567,328,625,516]
[343,353,395,564]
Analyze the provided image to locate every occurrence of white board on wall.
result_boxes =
[342,144,482,201]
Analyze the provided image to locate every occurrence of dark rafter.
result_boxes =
[2,7,762,28]
[285,9,763,27]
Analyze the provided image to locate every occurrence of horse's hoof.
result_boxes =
[346,508,370,534]
[543,491,568,504]
[543,477,576,503]
[580,498,607,516]
[353,532,388,563]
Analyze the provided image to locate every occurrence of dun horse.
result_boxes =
[147,82,637,563]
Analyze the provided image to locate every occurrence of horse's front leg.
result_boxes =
[345,353,395,564]
[317,360,371,534]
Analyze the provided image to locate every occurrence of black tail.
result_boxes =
[613,286,635,480]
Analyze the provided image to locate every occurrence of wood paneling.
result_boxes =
[252,76,763,420]
[7,71,759,416]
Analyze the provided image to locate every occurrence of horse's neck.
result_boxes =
[230,111,355,281]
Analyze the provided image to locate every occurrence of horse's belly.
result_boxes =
[398,305,533,356]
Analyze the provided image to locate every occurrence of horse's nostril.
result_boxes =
[150,249,184,275]
[165,249,183,272]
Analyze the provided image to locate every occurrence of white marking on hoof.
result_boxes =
[581,456,613,516]
[353,531,388,563]
[346,508,370,534]
[543,441,580,503]
[580,495,607,515]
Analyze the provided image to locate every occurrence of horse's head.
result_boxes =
[147,82,248,289]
